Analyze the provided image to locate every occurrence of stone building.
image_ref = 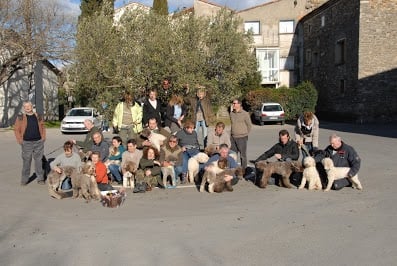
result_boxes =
[297,0,397,122]
[0,59,60,127]
[237,0,327,87]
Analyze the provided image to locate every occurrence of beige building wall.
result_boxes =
[237,0,327,87]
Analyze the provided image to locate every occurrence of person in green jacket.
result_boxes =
[112,91,143,147]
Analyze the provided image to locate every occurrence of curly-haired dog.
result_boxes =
[200,158,244,193]
[255,160,303,189]
[322,158,363,192]
[161,155,178,188]
[70,162,100,202]
[299,157,322,190]
[140,128,166,151]
[122,161,137,188]
[188,152,209,183]
[47,166,74,199]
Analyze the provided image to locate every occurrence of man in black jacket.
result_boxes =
[315,133,361,190]
[250,129,299,163]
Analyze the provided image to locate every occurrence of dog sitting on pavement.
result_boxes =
[47,166,73,199]
[321,157,363,192]
[200,158,243,193]
[70,162,100,202]
[122,161,137,189]
[298,156,322,190]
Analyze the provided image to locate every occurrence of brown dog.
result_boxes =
[200,158,244,193]
[47,167,74,199]
[122,161,137,188]
[70,162,100,202]
[255,160,303,189]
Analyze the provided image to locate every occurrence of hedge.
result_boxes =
[244,81,318,120]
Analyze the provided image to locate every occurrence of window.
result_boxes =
[244,21,260,35]
[335,38,346,65]
[340,79,345,94]
[279,20,294,34]
[256,49,280,83]
[306,49,312,65]
[321,15,325,27]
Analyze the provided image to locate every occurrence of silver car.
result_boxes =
[254,102,285,125]
[60,107,102,133]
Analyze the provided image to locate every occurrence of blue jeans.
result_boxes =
[109,164,122,182]
[182,148,200,173]
[61,177,72,190]
[195,120,207,146]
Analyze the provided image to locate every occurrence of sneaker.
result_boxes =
[249,160,257,164]
[20,182,28,186]
[37,180,45,185]
[166,185,176,189]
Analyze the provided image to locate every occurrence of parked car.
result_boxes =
[60,107,102,133]
[254,102,285,125]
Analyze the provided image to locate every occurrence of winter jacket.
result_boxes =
[112,101,143,134]
[255,140,299,162]
[14,113,46,144]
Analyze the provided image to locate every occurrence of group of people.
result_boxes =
[14,86,360,192]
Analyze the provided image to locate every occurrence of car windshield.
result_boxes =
[67,109,93,116]
[263,105,282,112]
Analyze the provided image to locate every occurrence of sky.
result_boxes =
[65,0,271,17]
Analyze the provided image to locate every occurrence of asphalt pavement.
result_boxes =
[0,122,396,266]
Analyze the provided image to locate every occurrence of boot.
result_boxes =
[332,178,351,190]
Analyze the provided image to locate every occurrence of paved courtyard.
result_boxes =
[0,122,396,266]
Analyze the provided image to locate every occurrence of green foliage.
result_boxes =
[73,7,260,114]
[152,0,168,15]
[245,81,318,120]
[80,0,114,19]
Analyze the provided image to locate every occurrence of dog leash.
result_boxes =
[45,145,63,157]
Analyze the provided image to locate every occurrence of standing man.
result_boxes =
[14,101,46,185]
[230,98,251,171]
[112,91,143,147]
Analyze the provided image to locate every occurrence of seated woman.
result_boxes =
[106,136,126,184]
[175,120,200,183]
[91,151,113,191]
[135,146,162,191]
[50,141,82,190]
[159,135,183,188]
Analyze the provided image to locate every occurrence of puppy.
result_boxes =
[322,158,363,191]
[299,157,322,190]
[105,146,121,167]
[188,152,209,183]
[123,161,137,188]
[70,162,98,202]
[140,128,166,151]
[200,158,243,193]
[255,160,303,189]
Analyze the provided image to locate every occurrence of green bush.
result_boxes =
[245,81,317,120]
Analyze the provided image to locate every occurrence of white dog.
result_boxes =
[299,156,322,190]
[187,152,209,183]
[140,128,166,151]
[322,158,363,191]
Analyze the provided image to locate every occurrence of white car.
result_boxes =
[254,102,285,125]
[60,107,102,133]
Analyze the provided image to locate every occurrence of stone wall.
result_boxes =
[300,0,397,122]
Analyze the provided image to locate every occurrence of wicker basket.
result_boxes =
[101,190,126,208]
